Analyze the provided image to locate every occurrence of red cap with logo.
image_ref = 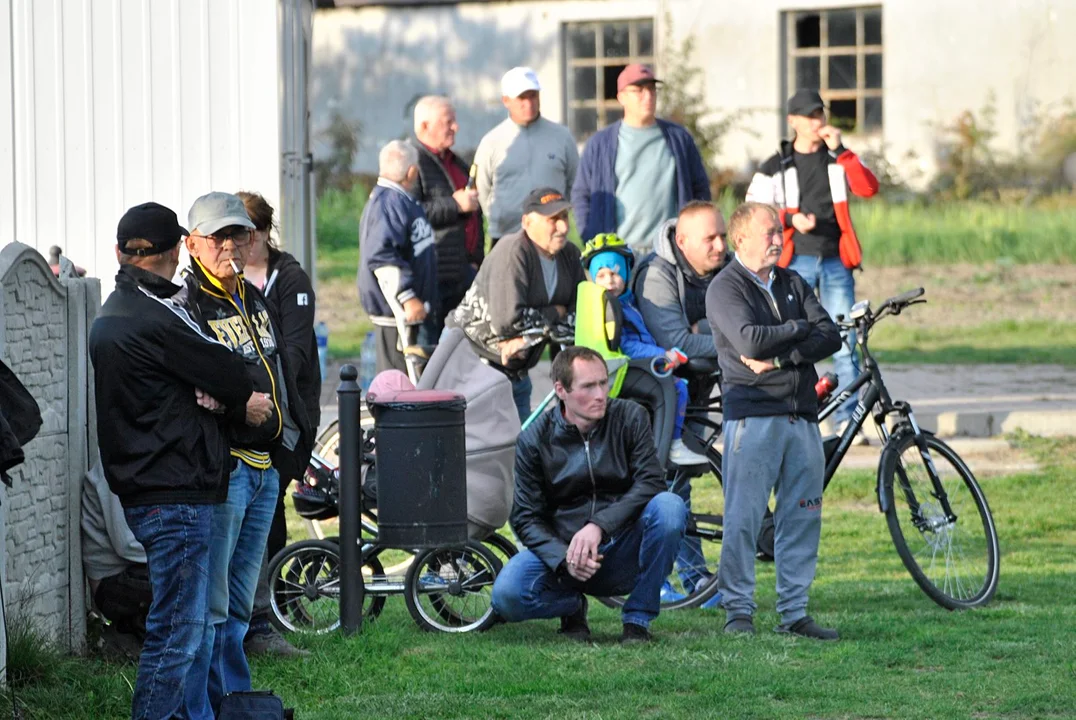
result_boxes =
[616,64,663,93]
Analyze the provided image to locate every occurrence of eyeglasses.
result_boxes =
[622,84,658,96]
[195,230,252,249]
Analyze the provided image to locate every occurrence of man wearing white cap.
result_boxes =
[474,67,579,248]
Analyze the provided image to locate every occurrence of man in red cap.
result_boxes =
[571,63,710,254]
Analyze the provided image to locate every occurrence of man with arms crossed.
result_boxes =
[89,202,264,719]
[706,202,842,640]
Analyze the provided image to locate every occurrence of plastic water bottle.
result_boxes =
[314,321,329,382]
[359,330,376,392]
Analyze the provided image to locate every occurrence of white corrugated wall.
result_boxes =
[1,0,287,293]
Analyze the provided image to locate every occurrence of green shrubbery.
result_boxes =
[855,199,1076,265]
[316,183,369,252]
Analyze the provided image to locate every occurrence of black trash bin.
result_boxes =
[368,389,468,548]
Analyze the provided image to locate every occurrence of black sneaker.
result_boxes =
[775,615,839,641]
[558,595,590,641]
[619,622,652,645]
[723,615,756,635]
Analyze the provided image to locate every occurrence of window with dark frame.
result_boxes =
[785,7,882,134]
[564,19,654,140]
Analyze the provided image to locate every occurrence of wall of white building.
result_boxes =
[1,0,284,290]
[313,0,1076,185]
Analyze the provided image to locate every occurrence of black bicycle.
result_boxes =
[603,288,1001,612]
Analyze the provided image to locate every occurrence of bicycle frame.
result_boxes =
[817,323,959,523]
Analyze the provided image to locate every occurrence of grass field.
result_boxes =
[12,435,1076,719]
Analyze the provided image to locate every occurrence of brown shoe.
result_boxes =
[243,628,311,657]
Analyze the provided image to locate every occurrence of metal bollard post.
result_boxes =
[337,364,364,635]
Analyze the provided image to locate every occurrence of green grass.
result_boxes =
[15,437,1076,719]
[869,319,1076,365]
[854,200,1076,266]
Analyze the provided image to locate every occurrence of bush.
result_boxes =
[316,183,369,252]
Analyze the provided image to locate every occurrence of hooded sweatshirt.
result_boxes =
[631,218,723,359]
[264,248,321,432]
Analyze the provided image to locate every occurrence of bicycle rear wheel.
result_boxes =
[882,433,1000,610]
[596,453,723,611]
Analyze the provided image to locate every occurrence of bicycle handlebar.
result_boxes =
[878,287,925,312]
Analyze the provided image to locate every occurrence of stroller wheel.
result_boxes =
[268,539,385,634]
[404,541,500,633]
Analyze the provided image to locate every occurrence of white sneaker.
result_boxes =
[669,439,709,466]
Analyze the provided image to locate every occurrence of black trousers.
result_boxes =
[374,325,410,375]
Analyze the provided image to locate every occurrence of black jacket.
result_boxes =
[511,398,665,572]
[264,249,321,432]
[706,259,842,422]
[89,265,253,507]
[447,230,584,373]
[0,358,42,487]
[182,260,313,478]
[410,137,484,287]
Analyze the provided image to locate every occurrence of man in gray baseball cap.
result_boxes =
[185,191,258,290]
[180,191,312,716]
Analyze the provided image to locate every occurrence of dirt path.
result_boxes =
[860,263,1076,328]
[315,262,1076,343]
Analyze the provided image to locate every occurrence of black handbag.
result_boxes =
[218,690,293,720]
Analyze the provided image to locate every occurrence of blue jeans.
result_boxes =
[185,463,279,717]
[491,492,686,628]
[511,374,533,423]
[672,378,689,440]
[666,471,709,592]
[124,503,213,720]
[787,254,860,424]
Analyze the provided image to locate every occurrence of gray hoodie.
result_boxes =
[631,218,720,360]
[81,457,146,582]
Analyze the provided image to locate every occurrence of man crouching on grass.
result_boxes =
[491,346,687,644]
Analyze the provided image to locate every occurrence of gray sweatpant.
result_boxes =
[718,415,825,625]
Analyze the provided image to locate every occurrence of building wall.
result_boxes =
[313,0,1076,184]
[0,0,283,293]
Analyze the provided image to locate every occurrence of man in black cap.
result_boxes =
[448,187,585,420]
[89,202,271,720]
[746,89,879,439]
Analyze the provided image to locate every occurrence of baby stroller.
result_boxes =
[269,328,521,634]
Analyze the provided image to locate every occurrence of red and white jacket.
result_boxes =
[746,141,879,269]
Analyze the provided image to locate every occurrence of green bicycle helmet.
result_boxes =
[581,233,636,274]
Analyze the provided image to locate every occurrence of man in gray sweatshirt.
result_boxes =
[474,67,579,247]
[632,200,728,362]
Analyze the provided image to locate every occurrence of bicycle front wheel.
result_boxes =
[882,433,1000,609]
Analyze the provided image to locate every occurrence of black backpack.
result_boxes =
[219,690,294,720]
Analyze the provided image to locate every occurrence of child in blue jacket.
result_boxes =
[582,234,708,466]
